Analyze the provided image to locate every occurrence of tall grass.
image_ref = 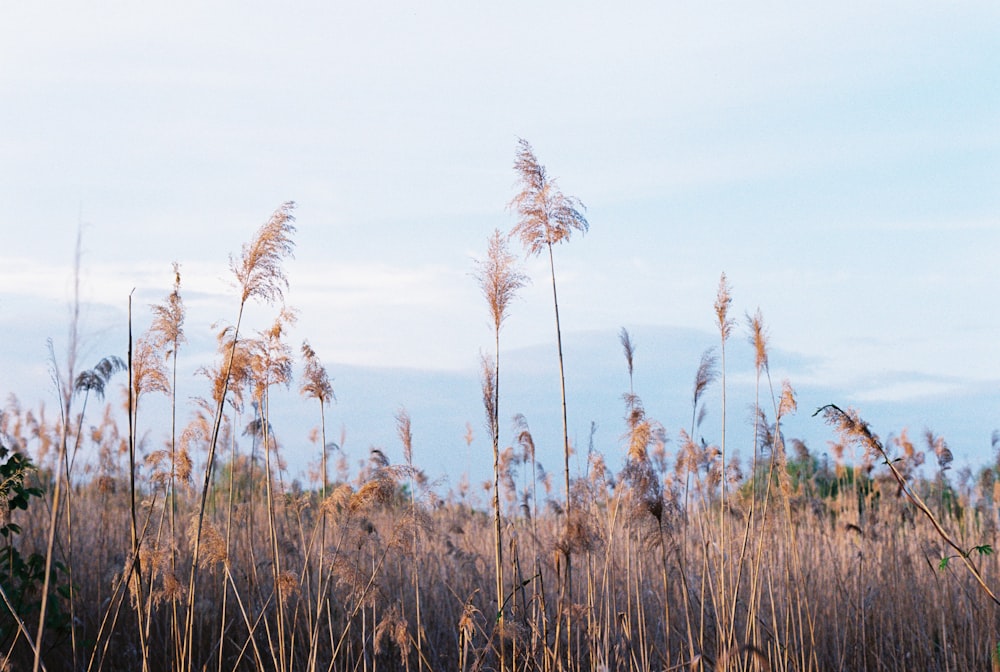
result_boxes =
[475,227,528,672]
[0,200,998,672]
[508,139,589,665]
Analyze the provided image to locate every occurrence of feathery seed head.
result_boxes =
[508,138,588,256]
[619,327,635,381]
[778,379,797,418]
[396,407,413,467]
[322,483,354,514]
[926,430,953,471]
[746,308,769,373]
[277,570,299,602]
[231,202,297,305]
[175,446,192,483]
[75,355,126,402]
[817,404,885,463]
[247,309,297,401]
[132,334,171,400]
[148,262,186,359]
[692,347,718,409]
[374,602,411,660]
[349,476,395,512]
[300,340,335,404]
[187,516,227,568]
[589,452,607,485]
[475,228,527,331]
[513,413,535,462]
[714,273,734,341]
[159,570,184,603]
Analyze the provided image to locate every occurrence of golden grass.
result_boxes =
[0,199,998,672]
[2,442,997,671]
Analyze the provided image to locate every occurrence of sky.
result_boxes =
[1,3,998,489]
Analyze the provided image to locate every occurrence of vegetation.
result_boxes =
[1,145,998,671]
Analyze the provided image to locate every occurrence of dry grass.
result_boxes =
[0,198,998,672]
[3,430,999,671]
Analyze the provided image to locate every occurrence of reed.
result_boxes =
[508,139,589,663]
[475,227,527,671]
[2,201,999,672]
[299,340,335,672]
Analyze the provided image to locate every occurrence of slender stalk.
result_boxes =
[262,389,287,672]
[475,228,525,670]
[32,371,64,672]
[546,240,574,619]
[492,343,503,672]
[218,415,235,672]
[509,140,588,667]
[33,227,84,672]
[301,341,334,672]
[713,273,733,657]
[149,263,185,672]
[127,293,152,672]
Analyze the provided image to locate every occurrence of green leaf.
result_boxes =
[938,556,950,570]
[974,544,994,556]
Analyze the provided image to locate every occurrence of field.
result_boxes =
[2,190,999,672]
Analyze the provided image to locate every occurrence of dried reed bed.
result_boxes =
[4,431,999,672]
[0,188,998,671]
[5,392,1000,670]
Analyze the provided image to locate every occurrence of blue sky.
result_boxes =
[1,3,998,487]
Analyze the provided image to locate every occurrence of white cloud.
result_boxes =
[854,379,964,404]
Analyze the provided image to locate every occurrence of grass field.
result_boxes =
[1,195,998,672]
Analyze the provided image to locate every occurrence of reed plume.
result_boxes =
[619,328,636,394]
[300,342,335,406]
[746,308,768,374]
[248,308,297,402]
[926,430,954,472]
[691,349,717,437]
[509,139,588,254]
[74,356,127,406]
[476,229,528,335]
[230,202,297,304]
[131,335,171,402]
[149,263,186,358]
[373,601,411,665]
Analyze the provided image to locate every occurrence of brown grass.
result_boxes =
[1,201,998,672]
